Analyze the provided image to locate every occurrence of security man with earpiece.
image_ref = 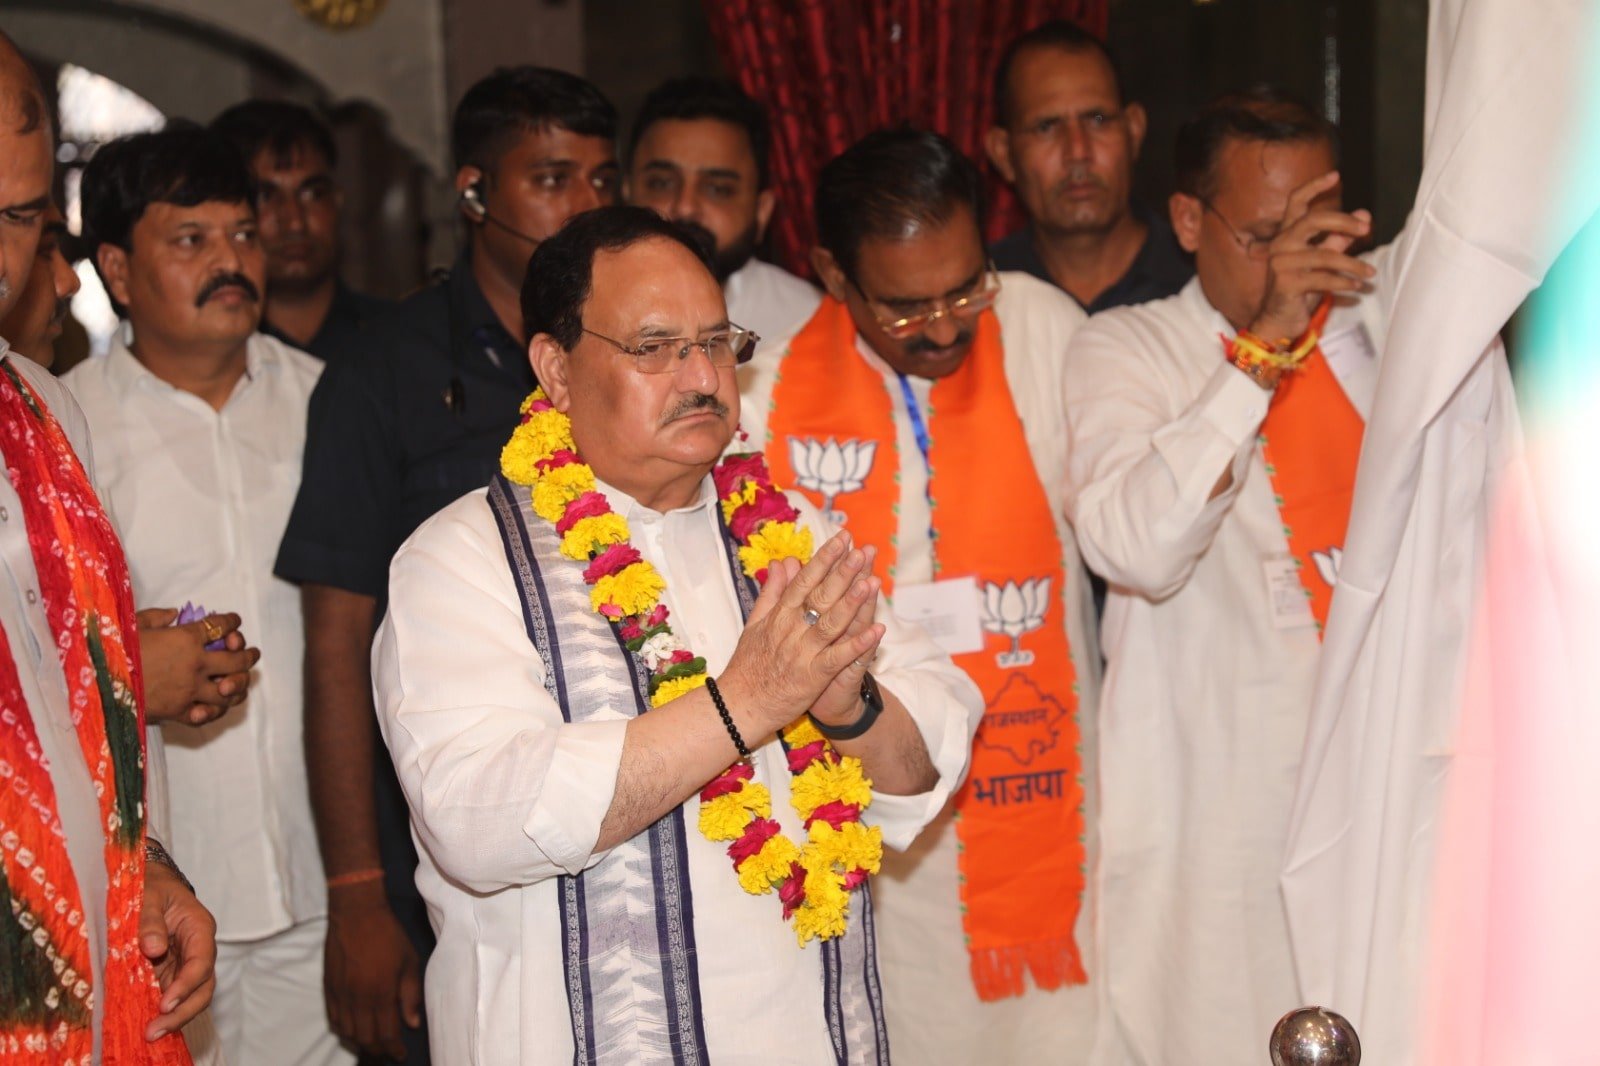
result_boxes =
[273,66,621,1066]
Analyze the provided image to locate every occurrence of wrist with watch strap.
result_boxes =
[808,671,884,742]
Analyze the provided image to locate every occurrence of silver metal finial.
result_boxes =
[1270,1006,1361,1065]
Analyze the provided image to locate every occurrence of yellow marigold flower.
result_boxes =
[591,562,667,619]
[805,821,883,875]
[789,757,873,819]
[737,521,814,578]
[532,462,597,523]
[518,391,542,415]
[697,782,771,841]
[736,834,801,894]
[720,480,759,523]
[781,716,824,748]
[650,671,708,708]
[559,513,631,561]
[793,866,850,944]
[520,408,575,463]
[500,430,545,486]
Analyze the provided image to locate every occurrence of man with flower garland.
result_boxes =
[372,204,982,1064]
[1059,89,1391,1063]
[741,129,1101,1065]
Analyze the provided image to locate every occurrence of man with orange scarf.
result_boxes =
[0,32,217,1064]
[741,129,1101,1064]
[1061,88,1388,1064]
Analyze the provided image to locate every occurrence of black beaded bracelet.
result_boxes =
[704,676,752,762]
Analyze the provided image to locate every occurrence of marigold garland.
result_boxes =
[501,389,881,944]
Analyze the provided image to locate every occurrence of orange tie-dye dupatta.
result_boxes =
[0,359,190,1064]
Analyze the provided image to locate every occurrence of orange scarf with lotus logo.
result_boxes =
[1233,297,1365,632]
[765,297,1086,1000]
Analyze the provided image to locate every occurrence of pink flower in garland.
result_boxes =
[787,740,827,774]
[537,447,579,473]
[619,617,645,642]
[555,491,611,535]
[728,817,782,865]
[582,543,642,583]
[779,862,807,919]
[669,649,694,664]
[646,604,669,628]
[842,869,869,891]
[729,487,800,542]
[700,761,755,801]
[712,452,768,498]
[805,800,861,831]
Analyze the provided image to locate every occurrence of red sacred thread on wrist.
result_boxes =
[326,868,385,889]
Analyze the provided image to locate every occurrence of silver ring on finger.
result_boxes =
[802,605,822,627]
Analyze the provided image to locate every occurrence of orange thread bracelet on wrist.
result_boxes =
[326,867,385,889]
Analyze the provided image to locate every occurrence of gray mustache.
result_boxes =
[664,392,729,423]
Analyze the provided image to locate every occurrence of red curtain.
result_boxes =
[702,0,1109,278]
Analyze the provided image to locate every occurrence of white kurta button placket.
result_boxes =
[64,335,325,944]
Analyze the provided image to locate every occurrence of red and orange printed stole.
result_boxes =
[1246,298,1365,631]
[0,361,190,1065]
[766,297,1086,1000]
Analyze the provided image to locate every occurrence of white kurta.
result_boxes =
[373,477,983,1065]
[1062,272,1386,1064]
[740,271,1102,1064]
[725,257,820,361]
[64,333,327,943]
[1281,2,1599,1061]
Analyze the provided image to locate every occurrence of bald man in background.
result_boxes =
[0,31,219,1062]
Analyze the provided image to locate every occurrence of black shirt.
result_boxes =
[274,254,532,600]
[261,281,393,363]
[991,202,1194,314]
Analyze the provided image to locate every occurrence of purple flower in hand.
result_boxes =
[176,601,225,650]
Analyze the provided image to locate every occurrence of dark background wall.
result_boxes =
[3,0,1430,296]
[1105,0,1425,244]
[579,0,1428,246]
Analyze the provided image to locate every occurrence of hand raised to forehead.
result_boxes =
[1249,170,1377,343]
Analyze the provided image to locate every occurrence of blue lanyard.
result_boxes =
[896,374,932,467]
[896,374,939,563]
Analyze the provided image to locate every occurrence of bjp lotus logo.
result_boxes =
[787,437,876,522]
[980,577,1052,668]
[1311,547,1343,588]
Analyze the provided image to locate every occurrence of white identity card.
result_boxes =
[1262,555,1316,630]
[892,576,985,655]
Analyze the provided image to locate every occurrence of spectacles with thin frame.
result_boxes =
[580,324,759,374]
[1201,200,1278,260]
[854,266,1003,340]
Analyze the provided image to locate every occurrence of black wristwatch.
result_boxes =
[809,672,884,742]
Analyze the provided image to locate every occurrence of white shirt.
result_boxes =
[1061,267,1388,1065]
[0,349,180,1060]
[725,257,820,358]
[64,332,325,943]
[741,272,1102,1063]
[374,477,982,1065]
